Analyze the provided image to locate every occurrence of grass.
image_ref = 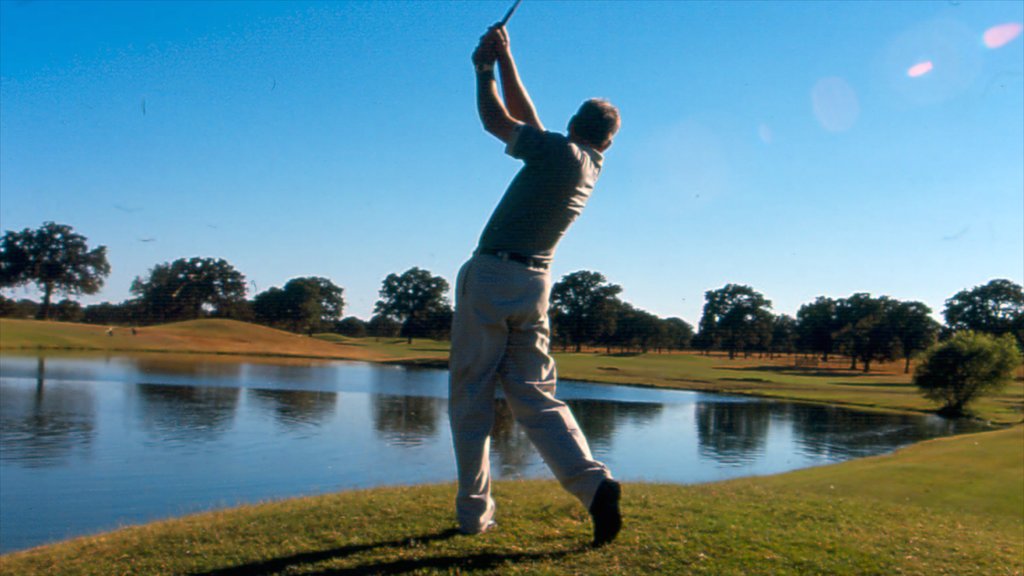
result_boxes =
[1,425,1020,575]
[2,318,1022,424]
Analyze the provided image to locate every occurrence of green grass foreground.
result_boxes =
[2,425,1020,575]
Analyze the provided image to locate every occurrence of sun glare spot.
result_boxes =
[983,23,1023,49]
[907,61,934,78]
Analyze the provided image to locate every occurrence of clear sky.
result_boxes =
[2,0,1022,325]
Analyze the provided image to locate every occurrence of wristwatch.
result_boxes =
[475,62,494,74]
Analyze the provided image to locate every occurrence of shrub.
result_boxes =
[914,331,1021,417]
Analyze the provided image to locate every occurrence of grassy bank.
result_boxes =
[2,425,1020,575]
[3,318,1021,424]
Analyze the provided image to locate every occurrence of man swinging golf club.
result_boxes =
[448,20,622,547]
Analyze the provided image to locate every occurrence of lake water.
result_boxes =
[0,354,987,553]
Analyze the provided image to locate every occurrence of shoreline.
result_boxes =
[0,344,1003,426]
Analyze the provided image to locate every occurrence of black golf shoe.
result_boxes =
[589,479,622,547]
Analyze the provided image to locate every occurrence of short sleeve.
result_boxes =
[505,123,553,163]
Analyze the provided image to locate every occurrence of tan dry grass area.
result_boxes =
[0,318,393,362]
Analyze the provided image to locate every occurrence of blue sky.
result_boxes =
[2,0,1022,325]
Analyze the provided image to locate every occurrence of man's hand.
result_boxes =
[489,25,511,61]
[472,27,500,68]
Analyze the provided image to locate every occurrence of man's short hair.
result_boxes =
[570,99,620,149]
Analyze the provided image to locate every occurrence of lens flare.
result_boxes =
[983,23,1022,49]
[811,77,859,133]
[907,61,934,77]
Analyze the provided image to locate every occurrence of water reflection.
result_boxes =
[490,400,535,476]
[372,394,441,447]
[132,356,244,379]
[0,359,96,468]
[133,383,240,444]
[696,401,774,466]
[569,399,664,449]
[248,389,338,430]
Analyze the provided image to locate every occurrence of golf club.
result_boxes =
[499,0,523,27]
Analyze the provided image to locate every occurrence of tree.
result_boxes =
[888,300,940,373]
[253,277,345,334]
[770,314,798,358]
[550,271,622,352]
[662,317,694,351]
[0,222,111,320]
[796,297,838,361]
[698,284,773,359]
[52,299,84,322]
[367,314,402,338]
[607,302,663,353]
[130,257,247,323]
[833,293,900,372]
[374,267,451,344]
[944,279,1024,348]
[335,316,368,338]
[82,301,136,325]
[914,331,1021,417]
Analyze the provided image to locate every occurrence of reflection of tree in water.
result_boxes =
[490,399,536,477]
[695,401,774,466]
[130,356,244,379]
[786,405,976,461]
[567,399,664,449]
[134,383,240,443]
[248,388,338,430]
[488,398,664,477]
[372,394,441,447]
[0,361,96,467]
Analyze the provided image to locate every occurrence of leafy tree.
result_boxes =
[82,301,136,325]
[374,267,451,344]
[0,222,111,320]
[130,257,247,323]
[253,277,345,334]
[834,293,900,372]
[607,302,663,353]
[914,331,1021,417]
[770,314,798,358]
[0,295,15,317]
[944,279,1024,348]
[550,271,622,352]
[888,300,940,373]
[52,299,84,322]
[662,317,694,351]
[367,314,402,338]
[796,297,838,361]
[335,316,368,338]
[698,284,773,359]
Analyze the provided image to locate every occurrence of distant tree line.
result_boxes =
[2,222,1022,372]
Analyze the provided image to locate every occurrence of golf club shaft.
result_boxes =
[498,0,523,27]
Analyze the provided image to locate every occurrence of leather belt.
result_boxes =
[478,248,549,270]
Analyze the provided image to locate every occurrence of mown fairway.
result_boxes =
[1,425,1019,575]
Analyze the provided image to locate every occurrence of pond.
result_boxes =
[0,353,987,553]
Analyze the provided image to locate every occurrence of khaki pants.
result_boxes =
[448,253,611,533]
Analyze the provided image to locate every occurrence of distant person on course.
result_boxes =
[448,23,622,547]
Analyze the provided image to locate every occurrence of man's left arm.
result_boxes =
[473,33,519,143]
